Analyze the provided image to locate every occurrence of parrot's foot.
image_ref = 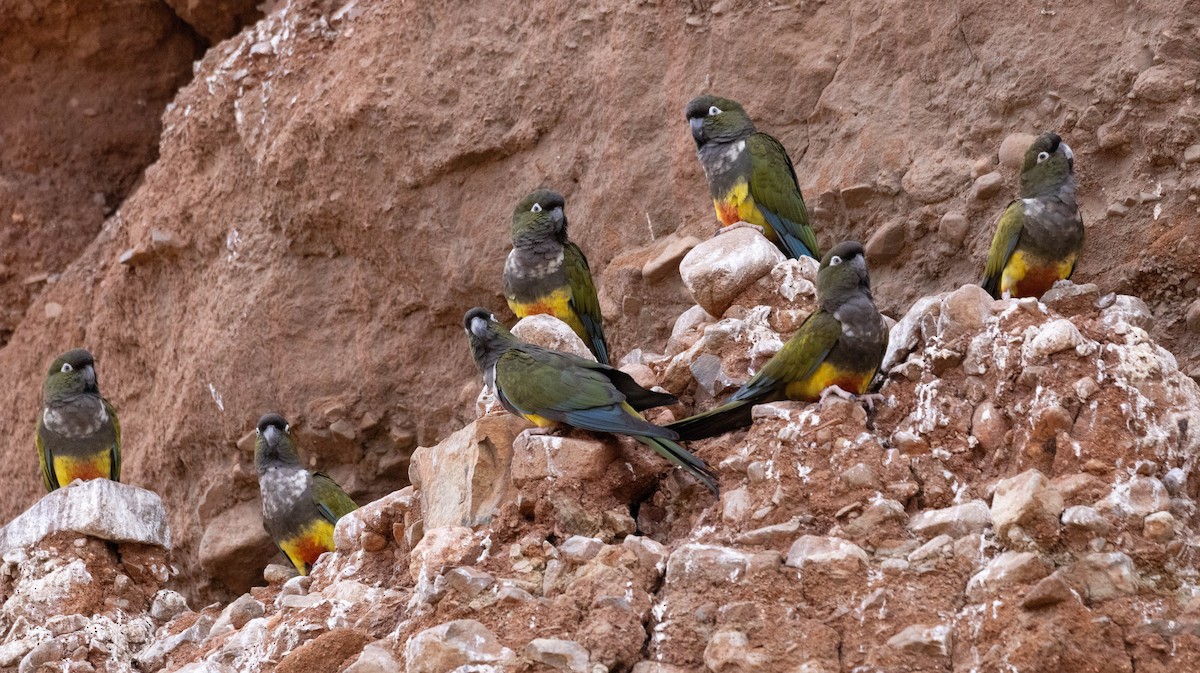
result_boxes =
[716,222,765,236]
[521,426,566,438]
[820,386,887,411]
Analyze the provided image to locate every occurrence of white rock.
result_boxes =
[0,480,171,554]
[785,536,868,572]
[991,469,1063,543]
[525,638,590,673]
[404,620,515,673]
[343,641,402,673]
[966,551,1052,600]
[558,536,604,564]
[512,314,595,360]
[679,227,785,316]
[1143,511,1176,541]
[1023,318,1089,360]
[886,623,953,657]
[1061,506,1111,535]
[908,500,992,538]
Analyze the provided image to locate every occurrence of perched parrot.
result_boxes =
[503,189,610,364]
[981,132,1083,299]
[463,307,718,494]
[254,413,358,576]
[36,348,121,492]
[685,94,821,260]
[667,242,887,441]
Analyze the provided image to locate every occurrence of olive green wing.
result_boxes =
[563,241,610,365]
[746,133,821,259]
[312,473,358,523]
[981,200,1025,298]
[495,346,674,438]
[732,309,842,402]
[105,397,121,482]
[35,417,56,492]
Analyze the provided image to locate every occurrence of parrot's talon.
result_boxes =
[820,386,886,412]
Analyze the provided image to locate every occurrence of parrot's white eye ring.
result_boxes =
[60,363,73,373]
[531,203,542,213]
[829,255,843,266]
[708,105,722,116]
[284,424,290,433]
[256,428,261,436]
[1037,151,1050,163]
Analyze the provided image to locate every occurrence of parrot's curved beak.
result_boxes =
[263,425,281,449]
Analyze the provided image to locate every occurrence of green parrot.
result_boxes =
[254,413,358,575]
[35,348,121,492]
[667,241,888,440]
[463,308,718,494]
[503,189,610,364]
[981,132,1083,299]
[685,94,821,260]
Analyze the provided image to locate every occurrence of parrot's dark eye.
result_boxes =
[708,106,722,116]
[830,255,843,266]
[60,363,73,373]
[1036,151,1050,163]
[284,424,291,433]
[531,203,543,213]
[256,428,261,436]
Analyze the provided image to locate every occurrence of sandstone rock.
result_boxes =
[999,133,1038,169]
[446,567,495,597]
[1099,294,1154,330]
[679,228,785,316]
[525,638,590,673]
[1066,552,1139,601]
[409,415,521,530]
[734,518,802,546]
[908,500,991,538]
[1132,64,1186,102]
[409,526,482,584]
[667,305,716,355]
[966,551,1053,600]
[0,480,170,554]
[1185,299,1200,333]
[343,641,402,673]
[1099,475,1171,519]
[1062,505,1111,535]
[901,155,972,203]
[786,536,868,575]
[209,593,264,637]
[991,469,1064,544]
[938,211,969,248]
[971,401,1008,453]
[908,534,953,563]
[971,171,1004,200]
[198,500,276,593]
[864,219,906,262]
[704,629,767,671]
[512,314,596,361]
[559,536,604,563]
[512,433,617,484]
[886,623,953,657]
[1142,511,1175,541]
[149,590,189,623]
[404,620,515,673]
[1023,318,1090,360]
[1021,572,1075,610]
[642,235,702,282]
[134,615,214,672]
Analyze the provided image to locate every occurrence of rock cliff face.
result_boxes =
[1,0,1199,666]
[5,250,1198,672]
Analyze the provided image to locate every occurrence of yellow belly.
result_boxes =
[521,413,557,428]
[783,362,874,402]
[507,288,587,340]
[279,519,337,575]
[52,454,113,486]
[1001,250,1076,299]
[713,182,778,241]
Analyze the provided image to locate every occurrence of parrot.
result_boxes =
[463,307,718,494]
[36,348,121,492]
[667,241,887,440]
[981,132,1083,299]
[685,94,821,260]
[503,189,610,364]
[254,413,358,575]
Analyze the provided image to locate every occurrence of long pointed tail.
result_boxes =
[664,400,755,441]
[637,435,719,494]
